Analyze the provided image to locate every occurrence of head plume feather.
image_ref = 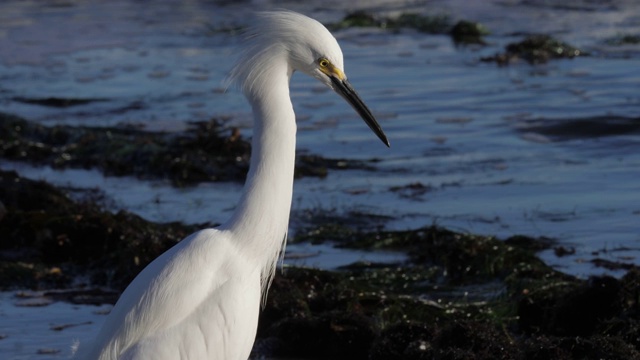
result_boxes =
[227,11,342,96]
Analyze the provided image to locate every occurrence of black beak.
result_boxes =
[330,76,390,147]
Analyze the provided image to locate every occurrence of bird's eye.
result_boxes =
[318,58,330,68]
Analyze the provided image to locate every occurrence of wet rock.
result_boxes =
[517,275,621,336]
[389,182,433,200]
[370,322,436,360]
[553,245,575,257]
[504,234,556,252]
[331,11,490,45]
[259,267,333,332]
[297,224,554,285]
[515,115,640,141]
[592,258,638,271]
[506,34,583,61]
[451,20,489,45]
[0,261,42,289]
[482,34,586,65]
[605,33,640,46]
[0,113,379,186]
[335,10,380,29]
[296,154,376,179]
[435,320,519,359]
[258,267,375,358]
[267,311,377,360]
[522,335,640,360]
[330,11,452,35]
[0,169,197,290]
[0,113,251,185]
[11,97,106,108]
[36,348,61,355]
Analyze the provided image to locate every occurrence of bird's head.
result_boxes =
[230,11,389,147]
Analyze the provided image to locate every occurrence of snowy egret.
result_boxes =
[76,10,388,360]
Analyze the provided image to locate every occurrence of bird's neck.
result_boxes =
[223,66,296,268]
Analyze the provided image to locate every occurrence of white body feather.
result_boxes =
[80,229,261,360]
[75,10,371,360]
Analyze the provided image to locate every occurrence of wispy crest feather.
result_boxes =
[227,11,340,96]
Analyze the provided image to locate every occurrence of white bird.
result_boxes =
[76,10,389,360]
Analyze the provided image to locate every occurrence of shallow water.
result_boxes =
[1,0,639,358]
[0,291,110,360]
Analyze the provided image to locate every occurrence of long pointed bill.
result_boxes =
[330,76,390,147]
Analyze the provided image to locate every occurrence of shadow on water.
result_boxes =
[515,114,640,141]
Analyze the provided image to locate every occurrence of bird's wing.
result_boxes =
[81,228,258,358]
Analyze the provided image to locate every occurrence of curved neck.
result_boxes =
[223,64,296,263]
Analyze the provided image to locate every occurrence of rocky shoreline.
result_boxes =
[1,164,638,359]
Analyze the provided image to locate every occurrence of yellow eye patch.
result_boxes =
[317,58,345,80]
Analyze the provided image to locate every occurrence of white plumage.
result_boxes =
[76,10,388,360]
